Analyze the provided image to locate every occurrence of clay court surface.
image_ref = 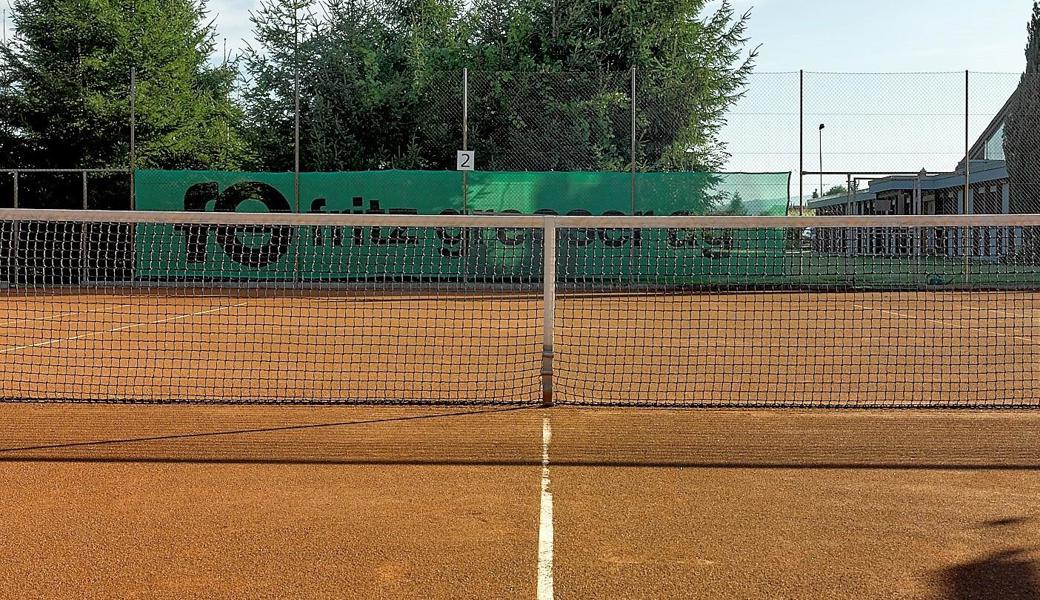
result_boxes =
[3,290,1040,597]
[1,289,1038,405]
[0,406,1040,598]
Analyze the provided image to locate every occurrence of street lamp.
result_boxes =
[818,123,825,198]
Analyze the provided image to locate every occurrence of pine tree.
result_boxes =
[240,0,757,174]
[720,191,747,215]
[1003,1,1040,213]
[239,0,318,171]
[0,0,243,171]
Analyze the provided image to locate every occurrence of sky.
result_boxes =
[2,0,1034,199]
[711,0,1032,73]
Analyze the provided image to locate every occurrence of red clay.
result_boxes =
[1,289,1037,406]
[0,406,1039,598]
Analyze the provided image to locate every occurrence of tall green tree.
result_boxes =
[242,0,468,171]
[239,0,318,171]
[0,0,243,170]
[1004,1,1040,214]
[470,0,758,172]
[241,0,756,177]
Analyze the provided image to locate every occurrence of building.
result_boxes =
[806,94,1017,257]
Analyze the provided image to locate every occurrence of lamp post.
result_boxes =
[818,123,825,198]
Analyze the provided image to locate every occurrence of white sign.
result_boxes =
[456,150,475,171]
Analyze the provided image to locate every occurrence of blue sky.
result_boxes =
[716,0,1033,72]
[3,0,1033,198]
[195,0,1038,198]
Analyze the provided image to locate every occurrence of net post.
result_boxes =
[541,217,556,407]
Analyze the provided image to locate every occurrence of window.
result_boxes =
[983,123,1005,161]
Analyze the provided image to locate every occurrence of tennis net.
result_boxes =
[2,209,1040,407]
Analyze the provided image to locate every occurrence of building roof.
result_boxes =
[807,160,1008,210]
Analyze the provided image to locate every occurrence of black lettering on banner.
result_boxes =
[351,196,365,246]
[436,208,466,257]
[212,181,294,268]
[310,198,344,247]
[175,181,294,267]
[366,200,419,246]
[387,208,419,245]
[598,210,629,247]
[700,229,733,258]
[496,209,526,246]
[564,209,595,247]
[666,211,698,248]
[174,182,218,263]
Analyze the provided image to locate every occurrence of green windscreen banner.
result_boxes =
[133,170,790,281]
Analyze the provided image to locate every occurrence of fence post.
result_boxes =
[799,70,804,215]
[293,17,301,215]
[462,68,469,214]
[12,171,17,209]
[542,216,556,407]
[964,69,971,281]
[130,67,137,211]
[964,69,970,212]
[630,67,637,215]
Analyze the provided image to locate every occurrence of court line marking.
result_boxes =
[0,302,249,354]
[537,415,555,600]
[854,304,1038,345]
[0,303,136,327]
[953,303,1040,320]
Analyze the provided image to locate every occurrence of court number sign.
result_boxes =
[456,150,475,171]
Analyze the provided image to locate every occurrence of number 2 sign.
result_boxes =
[456,150,475,171]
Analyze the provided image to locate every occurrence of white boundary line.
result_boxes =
[854,303,1038,345]
[952,303,1040,320]
[0,303,135,327]
[0,302,248,354]
[537,415,555,600]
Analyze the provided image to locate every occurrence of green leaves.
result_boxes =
[0,0,244,170]
[239,0,755,175]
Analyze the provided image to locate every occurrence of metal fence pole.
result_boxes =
[964,69,971,280]
[12,172,17,209]
[630,67,637,215]
[462,68,468,214]
[799,70,804,215]
[129,67,136,210]
[293,14,301,215]
[964,70,970,212]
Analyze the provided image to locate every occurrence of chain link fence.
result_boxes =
[2,69,1039,215]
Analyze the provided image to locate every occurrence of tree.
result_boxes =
[0,0,244,171]
[239,0,319,171]
[241,0,757,174]
[505,0,757,171]
[242,0,469,170]
[1003,1,1040,213]
[718,191,746,215]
